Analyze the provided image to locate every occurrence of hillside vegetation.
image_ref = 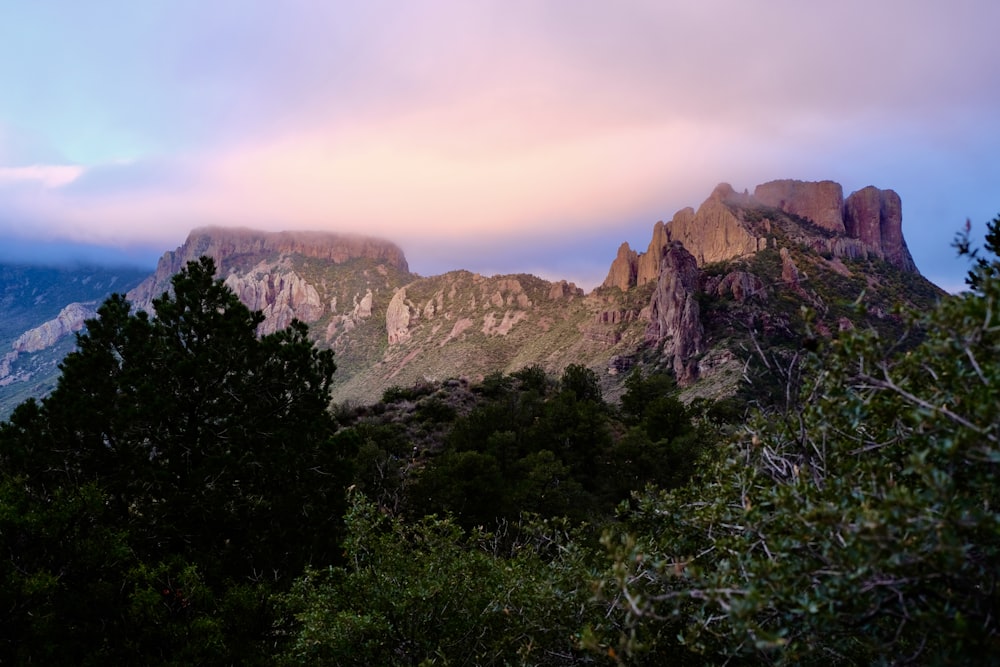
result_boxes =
[0,213,997,664]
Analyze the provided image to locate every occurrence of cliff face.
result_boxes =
[128,227,409,313]
[223,270,325,335]
[754,179,846,234]
[645,242,703,384]
[669,185,765,266]
[843,186,916,272]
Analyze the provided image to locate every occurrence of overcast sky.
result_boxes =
[1,0,998,291]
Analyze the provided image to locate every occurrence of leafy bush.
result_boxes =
[279,494,612,666]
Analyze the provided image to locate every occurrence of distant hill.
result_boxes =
[0,264,149,416]
[0,178,946,415]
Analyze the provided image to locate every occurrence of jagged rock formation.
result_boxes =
[605,179,918,296]
[599,178,931,393]
[386,288,413,345]
[669,185,765,266]
[224,268,324,335]
[603,243,638,291]
[638,221,670,286]
[126,227,412,346]
[603,184,767,291]
[645,242,703,384]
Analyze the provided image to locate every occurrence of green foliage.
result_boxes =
[601,216,1000,664]
[0,257,351,662]
[559,363,603,403]
[382,382,436,404]
[278,493,612,666]
[400,365,708,530]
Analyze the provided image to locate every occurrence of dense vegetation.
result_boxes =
[1,215,998,664]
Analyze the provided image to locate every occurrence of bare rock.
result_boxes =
[844,186,883,249]
[223,270,324,335]
[843,186,916,271]
[637,221,669,286]
[755,179,846,234]
[13,302,94,353]
[667,188,762,266]
[548,280,583,300]
[705,271,766,302]
[780,248,800,286]
[0,351,15,381]
[386,289,412,344]
[646,242,703,384]
[353,290,374,320]
[602,242,638,290]
[594,310,638,324]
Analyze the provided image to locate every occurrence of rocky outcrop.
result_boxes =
[324,290,375,340]
[780,248,801,286]
[129,227,409,312]
[386,288,412,344]
[637,221,669,286]
[223,269,324,335]
[0,302,96,385]
[605,180,918,297]
[754,179,846,234]
[704,271,766,303]
[645,242,703,384]
[548,280,584,300]
[602,186,764,291]
[844,186,916,271]
[0,352,15,383]
[12,302,94,353]
[668,185,764,266]
[602,243,638,291]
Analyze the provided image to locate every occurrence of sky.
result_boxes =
[1,1,998,291]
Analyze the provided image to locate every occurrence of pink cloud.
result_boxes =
[0,165,83,188]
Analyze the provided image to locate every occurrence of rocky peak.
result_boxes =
[844,186,916,271]
[602,242,639,291]
[600,188,765,292]
[605,178,919,297]
[645,242,703,384]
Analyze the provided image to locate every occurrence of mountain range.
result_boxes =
[0,178,944,416]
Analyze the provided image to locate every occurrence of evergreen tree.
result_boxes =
[0,257,351,663]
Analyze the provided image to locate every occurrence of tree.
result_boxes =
[601,217,1000,664]
[0,257,351,662]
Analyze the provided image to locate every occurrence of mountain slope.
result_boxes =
[0,264,149,416]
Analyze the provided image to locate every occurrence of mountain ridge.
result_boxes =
[0,178,945,413]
